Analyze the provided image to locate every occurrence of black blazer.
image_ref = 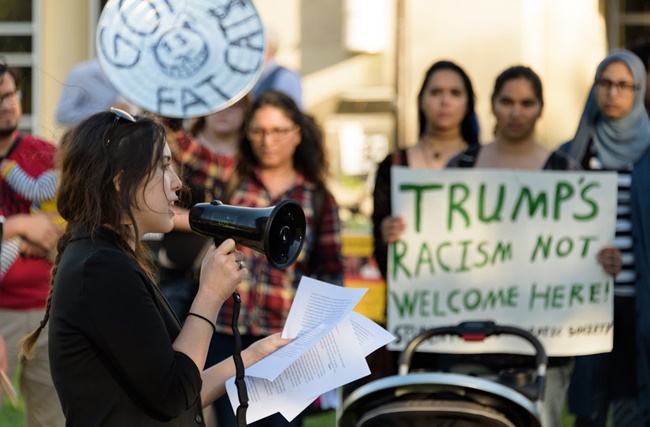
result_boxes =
[49,228,206,426]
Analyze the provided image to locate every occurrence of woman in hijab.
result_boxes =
[560,49,650,427]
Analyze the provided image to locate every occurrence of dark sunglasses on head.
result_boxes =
[106,107,137,146]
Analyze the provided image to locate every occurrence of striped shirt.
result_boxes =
[2,161,58,203]
[0,132,57,309]
[0,238,20,276]
[0,158,60,280]
[588,154,635,297]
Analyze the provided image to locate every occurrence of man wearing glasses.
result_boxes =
[0,63,65,426]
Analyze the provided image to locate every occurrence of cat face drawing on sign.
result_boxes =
[154,19,209,78]
[97,0,266,118]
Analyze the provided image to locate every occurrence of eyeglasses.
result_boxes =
[0,89,21,105]
[246,126,298,142]
[595,79,638,98]
[106,107,137,145]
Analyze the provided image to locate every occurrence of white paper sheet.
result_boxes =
[244,277,367,381]
[224,277,396,423]
[279,312,397,421]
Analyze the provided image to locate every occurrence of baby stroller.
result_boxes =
[339,320,547,427]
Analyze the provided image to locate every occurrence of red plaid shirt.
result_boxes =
[168,129,344,335]
[168,129,236,200]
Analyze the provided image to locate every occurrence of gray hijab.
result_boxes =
[568,49,650,169]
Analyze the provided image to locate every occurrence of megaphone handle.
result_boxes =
[231,291,248,426]
[211,237,239,299]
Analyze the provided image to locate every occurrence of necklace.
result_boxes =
[418,137,467,168]
[418,143,442,168]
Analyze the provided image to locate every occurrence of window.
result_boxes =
[0,0,37,133]
[607,0,650,48]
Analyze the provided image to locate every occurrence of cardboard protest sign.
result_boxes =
[387,168,617,356]
[97,0,265,118]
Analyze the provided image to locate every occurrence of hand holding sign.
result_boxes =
[387,168,618,357]
[596,246,622,276]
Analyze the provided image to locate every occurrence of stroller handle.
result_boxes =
[397,320,548,402]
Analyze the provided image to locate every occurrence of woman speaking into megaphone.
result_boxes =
[169,90,344,427]
[19,110,292,425]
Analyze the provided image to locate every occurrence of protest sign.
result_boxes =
[387,168,617,356]
[97,0,265,118]
[225,277,395,423]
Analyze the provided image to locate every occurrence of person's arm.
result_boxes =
[81,240,242,419]
[372,153,401,279]
[171,241,244,363]
[2,214,62,253]
[199,333,290,405]
[81,250,203,419]
[1,160,58,202]
[1,238,21,274]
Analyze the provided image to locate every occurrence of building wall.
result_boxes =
[38,0,89,141]
[252,0,302,71]
[35,0,608,151]
[403,0,607,148]
[250,0,607,154]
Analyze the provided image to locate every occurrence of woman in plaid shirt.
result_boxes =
[169,90,344,427]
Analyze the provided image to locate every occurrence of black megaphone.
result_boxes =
[188,199,306,269]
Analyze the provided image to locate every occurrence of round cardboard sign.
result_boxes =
[96,0,266,118]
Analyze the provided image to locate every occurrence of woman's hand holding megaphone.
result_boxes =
[197,238,247,305]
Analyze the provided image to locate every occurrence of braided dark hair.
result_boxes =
[19,111,167,360]
[18,230,71,361]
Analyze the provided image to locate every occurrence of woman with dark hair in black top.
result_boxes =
[19,109,289,426]
[360,61,481,391]
[373,60,480,279]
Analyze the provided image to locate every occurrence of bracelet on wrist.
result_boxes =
[186,312,217,333]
